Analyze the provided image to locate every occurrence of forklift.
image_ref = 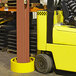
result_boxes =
[35,0,76,73]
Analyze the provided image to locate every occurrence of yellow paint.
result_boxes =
[37,10,76,72]
[53,25,76,45]
[11,57,35,73]
[37,50,42,54]
[37,10,64,51]
[54,11,63,24]
[37,11,47,50]
[47,44,76,72]
[0,18,13,24]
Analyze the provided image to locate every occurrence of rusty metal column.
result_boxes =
[17,0,30,63]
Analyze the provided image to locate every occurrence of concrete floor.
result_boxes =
[0,51,76,76]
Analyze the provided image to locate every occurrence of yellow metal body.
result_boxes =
[11,57,35,73]
[54,11,63,24]
[37,11,47,51]
[47,44,76,72]
[37,10,76,72]
[53,25,76,45]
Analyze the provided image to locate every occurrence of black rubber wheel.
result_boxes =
[35,54,53,73]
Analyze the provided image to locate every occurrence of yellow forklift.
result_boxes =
[35,0,76,73]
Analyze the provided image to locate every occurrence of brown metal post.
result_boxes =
[17,0,30,63]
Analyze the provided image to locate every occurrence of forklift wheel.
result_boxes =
[35,54,53,73]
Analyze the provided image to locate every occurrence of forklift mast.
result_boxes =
[37,0,56,51]
[47,0,54,43]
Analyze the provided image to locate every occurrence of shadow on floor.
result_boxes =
[55,70,76,76]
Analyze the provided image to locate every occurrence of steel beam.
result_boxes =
[17,0,30,63]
